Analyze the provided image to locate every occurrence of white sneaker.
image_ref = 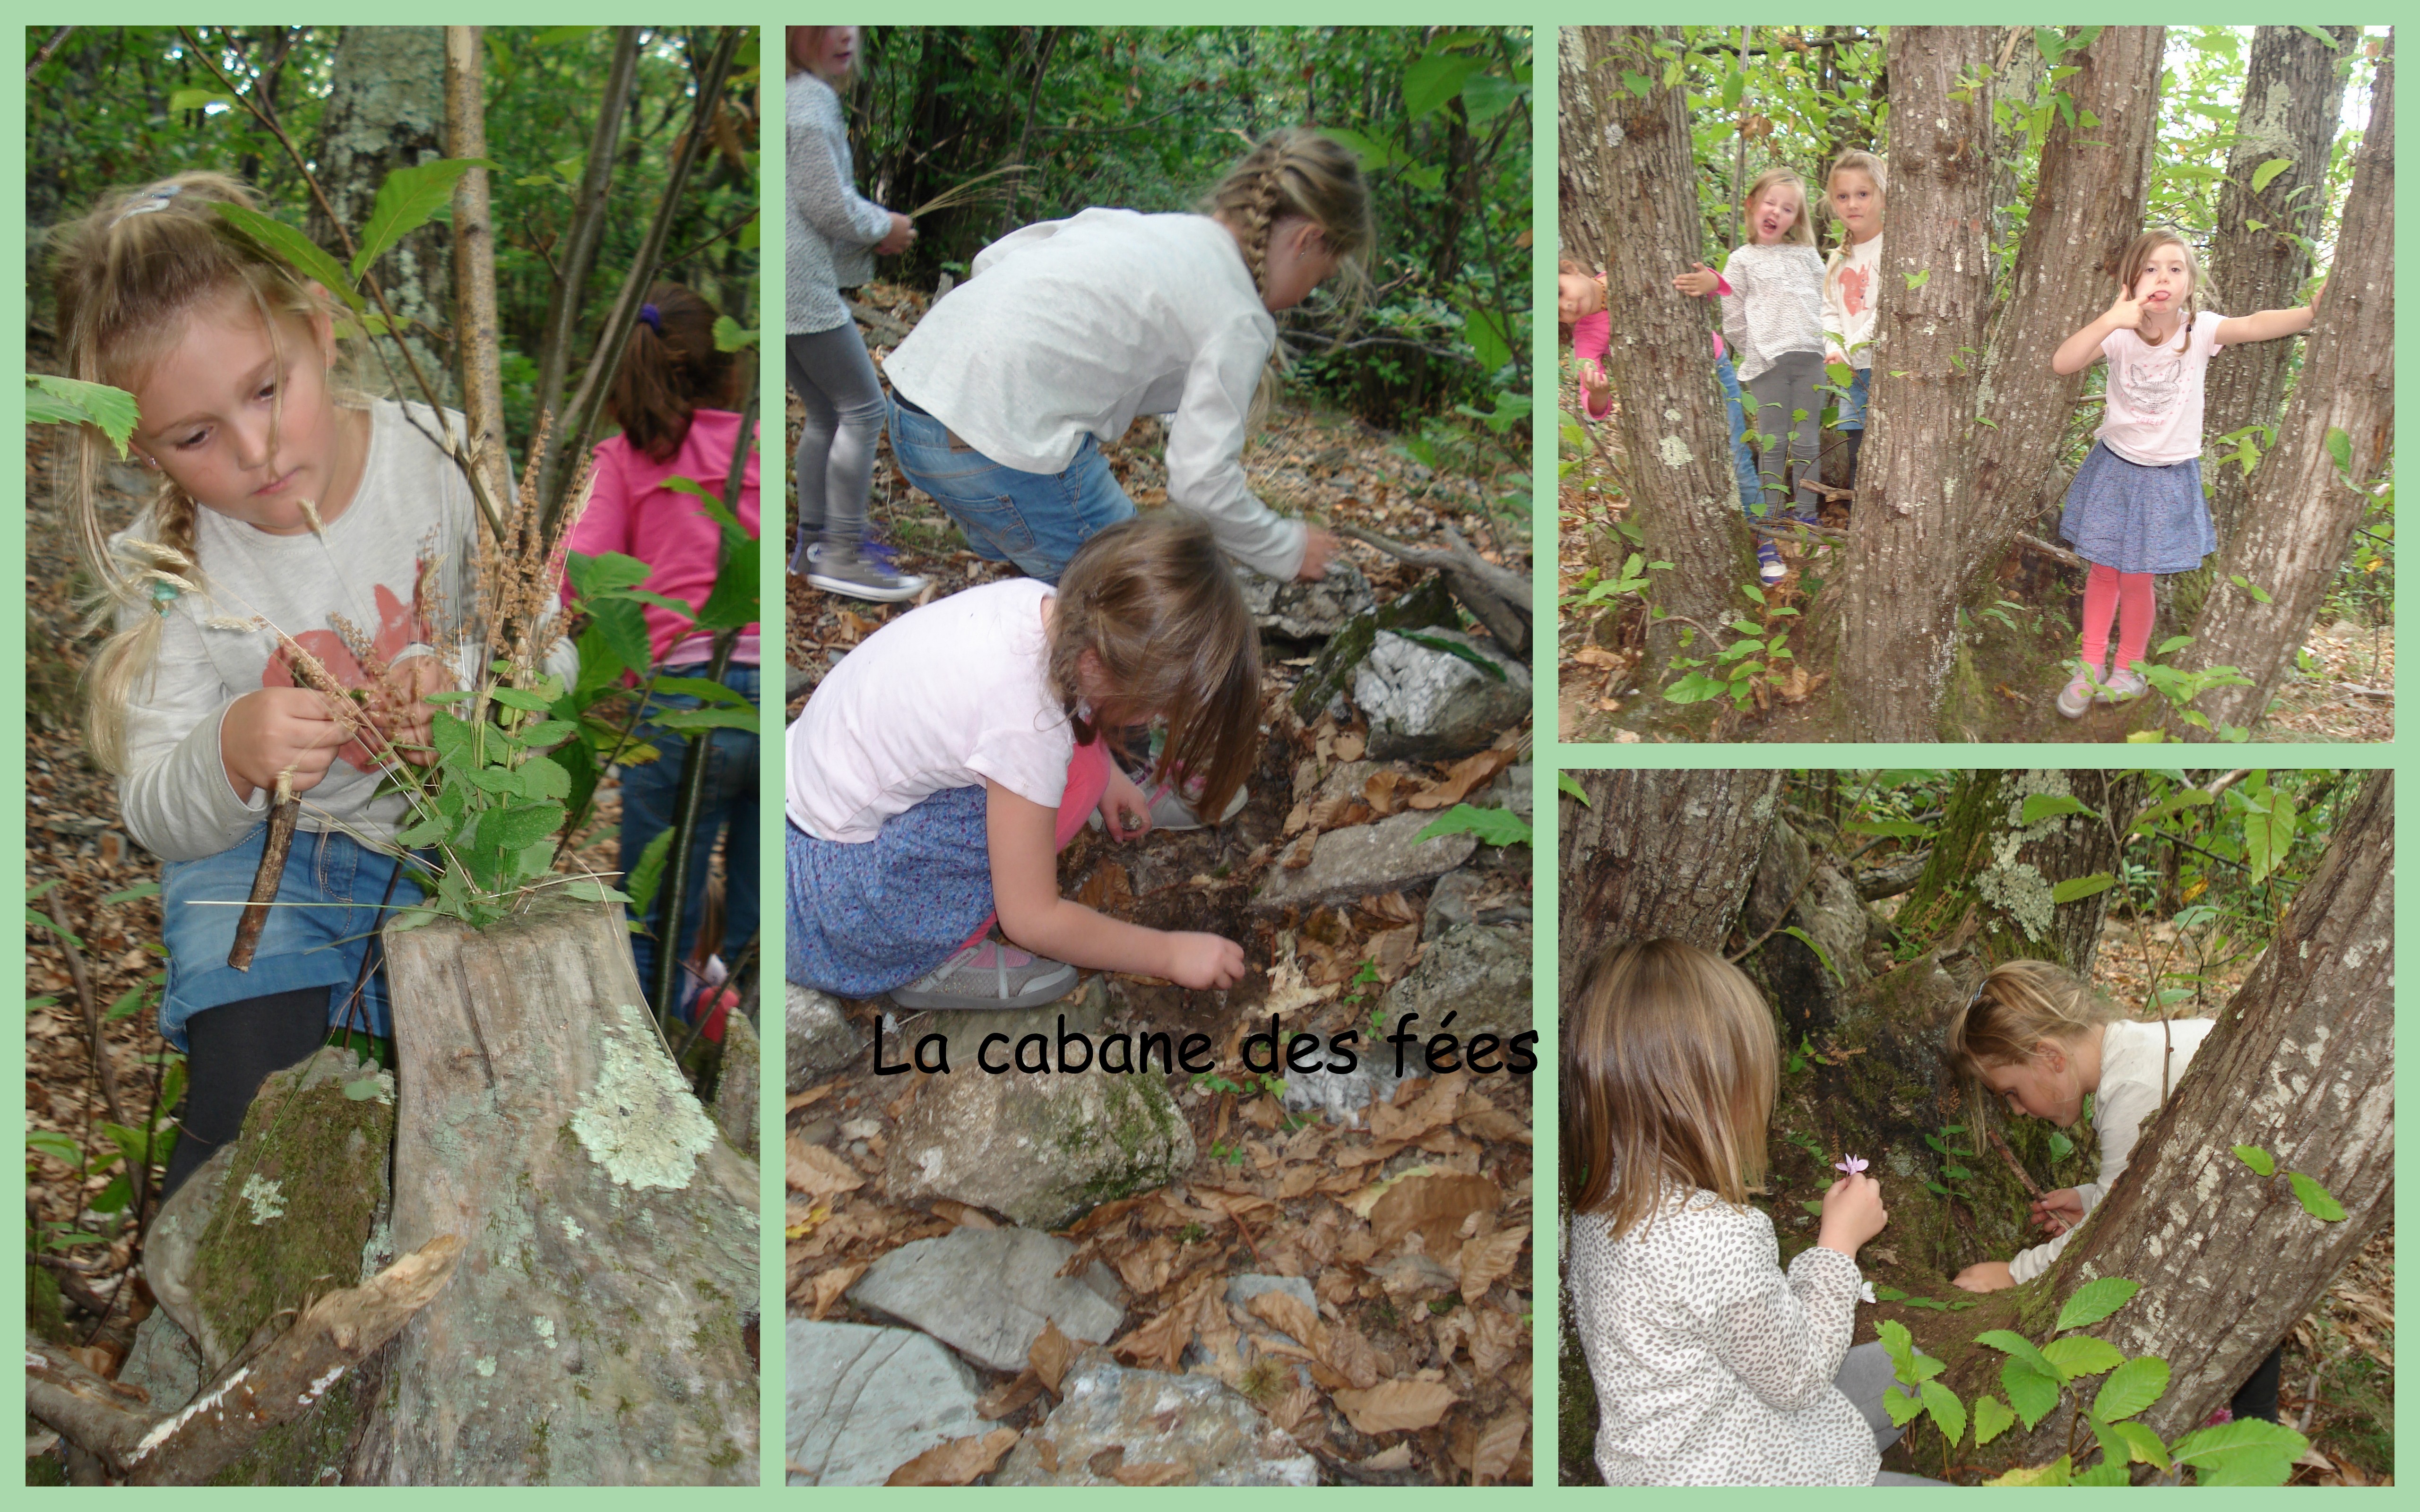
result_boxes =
[2098,668,2149,704]
[2056,661,2104,719]
[890,939,1078,1010]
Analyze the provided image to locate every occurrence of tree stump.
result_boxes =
[375,897,758,1485]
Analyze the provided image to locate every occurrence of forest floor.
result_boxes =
[781,286,1537,1486]
[1556,378,2394,747]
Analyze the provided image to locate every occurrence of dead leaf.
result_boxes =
[1367,926,1419,984]
[1359,1443,1416,1472]
[1456,1226,1527,1303]
[1366,1072,1467,1144]
[1363,769,1408,816]
[1370,1171,1500,1258]
[1280,833,1317,870]
[976,1368,1046,1420]
[1407,746,1517,811]
[1266,1379,1317,1433]
[1283,800,1312,836]
[930,1199,998,1230]
[1087,1445,1126,1478]
[810,1262,864,1321]
[1330,1380,1459,1435]
[1247,1290,1328,1351]
[1037,1438,1060,1474]
[835,609,875,644]
[885,1427,1019,1485]
[1111,1461,1192,1486]
[1332,731,1366,762]
[786,1082,836,1114]
[1029,1317,1072,1394]
[1572,645,1623,669]
[787,1137,866,1198]
[1110,1272,1218,1373]
[1457,1101,1534,1145]
[1075,862,1132,912]
[1469,1306,1524,1377]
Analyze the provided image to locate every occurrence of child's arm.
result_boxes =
[1697,1207,1866,1412]
[1569,310,1614,421]
[1821,261,1849,365]
[985,780,1244,988]
[1164,331,1318,581]
[790,94,901,254]
[2214,280,2323,347]
[2051,285,2148,375]
[1716,254,1750,370]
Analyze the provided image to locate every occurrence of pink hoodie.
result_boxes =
[565,408,762,667]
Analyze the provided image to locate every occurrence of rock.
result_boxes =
[116,1306,208,1419]
[1378,922,1533,1040]
[1484,763,1534,822]
[1279,1059,1406,1128]
[1289,574,1461,720]
[1253,809,1478,912]
[1424,870,1531,935]
[1226,1274,1319,1347]
[712,1007,760,1159]
[1351,628,1531,761]
[884,1060,1193,1232]
[1236,557,1374,641]
[788,982,866,1090]
[992,1351,1318,1486]
[848,1227,1124,1375]
[786,1319,990,1486]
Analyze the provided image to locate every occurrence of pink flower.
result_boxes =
[1834,1155,1869,1177]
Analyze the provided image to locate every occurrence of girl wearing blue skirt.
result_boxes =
[786,514,1255,1009]
[2048,230,2322,718]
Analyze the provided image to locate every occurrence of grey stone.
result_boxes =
[1351,628,1531,761]
[884,1060,1194,1232]
[1379,922,1533,1040]
[1253,809,1478,912]
[1226,1274,1319,1348]
[786,1319,990,1486]
[712,1007,760,1160]
[1288,574,1461,720]
[1236,557,1374,641]
[1424,869,1533,935]
[1278,1059,1405,1129]
[116,1306,208,1419]
[1484,763,1535,822]
[993,1351,1318,1486]
[848,1227,1125,1375]
[916,974,1107,1055]
[788,982,866,1091]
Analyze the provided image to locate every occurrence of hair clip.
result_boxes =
[638,302,663,334]
[112,184,182,227]
[150,578,182,612]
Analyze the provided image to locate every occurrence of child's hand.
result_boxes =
[1098,765,1153,842]
[1816,1172,1887,1257]
[2030,1187,2085,1237]
[1162,931,1246,990]
[2104,282,2148,332]
[875,212,916,257]
[1673,262,1723,298]
[2308,274,2330,311]
[1296,527,1338,582]
[1580,362,1612,406]
[364,654,453,767]
[221,687,350,803]
[1824,345,1848,369]
[1953,1260,2017,1293]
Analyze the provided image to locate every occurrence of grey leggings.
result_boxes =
[786,325,886,570]
[1745,349,1824,521]
[1837,1341,1950,1486]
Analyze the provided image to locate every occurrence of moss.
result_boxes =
[26,1451,69,1486]
[205,1355,364,1486]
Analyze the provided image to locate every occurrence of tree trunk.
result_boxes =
[1892,769,2139,975]
[444,27,510,511]
[2198,26,2360,554]
[372,898,759,1485]
[2173,40,2394,740]
[1981,769,2393,1467]
[1834,26,1997,739]
[1562,27,1754,687]
[1556,766,1781,979]
[533,26,642,506]
[312,26,453,401]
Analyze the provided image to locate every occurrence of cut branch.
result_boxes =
[47,900,129,1126]
[227,774,298,972]
[1335,524,1530,654]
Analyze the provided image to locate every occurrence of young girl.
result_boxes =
[788,24,925,602]
[1667,257,1788,583]
[1944,960,2283,1421]
[2049,230,2322,717]
[881,128,1362,587]
[1718,168,1829,530]
[1564,940,1931,1486]
[53,173,510,1197]
[564,283,760,1020]
[1820,152,1886,490]
[786,514,1252,1010]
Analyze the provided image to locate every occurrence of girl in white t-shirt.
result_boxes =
[786,514,1255,1009]
[882,129,1370,586]
[1819,151,1885,493]
[2049,229,2323,717]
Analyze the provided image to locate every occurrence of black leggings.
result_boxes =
[2230,1344,2285,1424]
[161,988,333,1202]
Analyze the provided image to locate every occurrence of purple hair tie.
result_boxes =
[639,302,663,334]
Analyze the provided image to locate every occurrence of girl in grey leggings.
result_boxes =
[1746,349,1825,524]
[788,327,917,598]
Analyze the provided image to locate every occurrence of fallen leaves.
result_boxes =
[886,1427,1019,1486]
[786,1137,865,1198]
[1331,1379,1460,1435]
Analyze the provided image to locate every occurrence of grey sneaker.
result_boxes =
[889,939,1078,1010]
[2098,667,2149,704]
[807,541,926,603]
[1088,770,1250,834]
[2056,661,2104,719]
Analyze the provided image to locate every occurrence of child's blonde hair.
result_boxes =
[2117,228,2203,354]
[1945,958,2123,1074]
[1562,939,1777,1240]
[1047,514,1261,825]
[1741,165,1817,248]
[49,171,350,772]
[1823,150,1887,275]
[1202,129,1374,430]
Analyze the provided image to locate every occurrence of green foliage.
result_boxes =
[2286,1170,2346,1222]
[1556,771,1590,806]
[1660,579,1805,710]
[25,375,140,457]
[1414,803,1532,849]
[2230,1143,2274,1177]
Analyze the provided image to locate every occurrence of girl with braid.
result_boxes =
[882,128,1369,588]
[48,172,538,1197]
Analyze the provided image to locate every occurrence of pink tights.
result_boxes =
[2079,563,2155,673]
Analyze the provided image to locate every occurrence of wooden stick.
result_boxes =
[227,773,298,971]
[1984,1124,2044,1198]
[46,899,129,1126]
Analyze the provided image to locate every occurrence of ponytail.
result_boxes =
[605,283,735,463]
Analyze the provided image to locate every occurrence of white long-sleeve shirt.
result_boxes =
[2007,1017,2217,1284]
[882,208,1308,580]
[1719,242,1827,383]
[1822,233,1884,369]
[1569,1187,1877,1485]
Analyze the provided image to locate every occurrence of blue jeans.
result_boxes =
[160,825,421,1050]
[886,394,1136,584]
[621,662,761,1015]
[1715,354,1766,522]
[1835,366,1872,430]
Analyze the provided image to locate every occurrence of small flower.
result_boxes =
[1859,1281,1878,1305]
[1834,1154,1869,1177]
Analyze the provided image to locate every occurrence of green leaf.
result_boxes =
[2001,1358,2061,1429]
[2324,426,2354,476]
[622,823,677,923]
[561,877,633,904]
[2109,1418,2172,1472]
[650,706,761,734]
[516,756,572,801]
[1976,1329,2058,1380]
[1557,772,1590,807]
[693,537,761,631]
[1403,52,1485,120]
[475,801,564,855]
[1461,303,1513,371]
[1395,630,1506,681]
[2071,1452,2130,1486]
[1971,1394,2016,1447]
[1460,74,1522,124]
[166,87,238,115]
[1902,267,1931,292]
[2093,1354,2170,1422]
[2050,873,2115,904]
[488,686,554,713]
[1985,1456,2071,1486]
[2232,1143,2275,1177]
[1872,1285,1908,1302]
[343,1076,383,1101]
[2048,1131,2074,1161]
[1414,804,1532,848]
[1776,927,1843,986]
[98,880,162,907]
[216,202,362,310]
[350,158,497,281]
[1882,1384,1925,1427]
[2055,1275,2141,1332]
[2168,1417,2309,1486]
[710,314,759,352]
[26,1129,83,1166]
[2020,792,2093,824]
[2249,156,2293,194]
[2288,1170,2346,1221]
[1901,1296,1947,1312]
[27,376,142,457]
[1920,1379,1966,1444]
[514,719,579,747]
[2243,787,2297,885]
[1876,1318,1917,1381]
[103,985,147,1023]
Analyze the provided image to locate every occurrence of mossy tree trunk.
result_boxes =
[1953,770,2393,1470]
[311,26,453,399]
[1892,769,2141,973]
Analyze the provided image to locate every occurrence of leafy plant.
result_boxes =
[1415,803,1532,848]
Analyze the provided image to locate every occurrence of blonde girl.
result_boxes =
[786,515,1255,1011]
[1564,940,1932,1485]
[2048,229,2323,716]
[882,128,1368,589]
[1820,151,1886,488]
[1719,167,1829,527]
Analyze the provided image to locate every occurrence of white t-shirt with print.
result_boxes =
[2096,310,2225,466]
[1822,233,1883,369]
[786,579,1073,843]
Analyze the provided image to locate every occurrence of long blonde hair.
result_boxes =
[1201,128,1374,430]
[2117,228,2204,354]
[48,171,346,771]
[1562,939,1778,1241]
[1945,958,2122,1074]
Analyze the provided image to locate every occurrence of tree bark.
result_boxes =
[1562,27,1754,685]
[444,27,510,514]
[1557,767,1781,981]
[311,26,453,401]
[2173,39,2394,740]
[1893,769,2139,975]
[1987,769,2393,1465]
[374,898,758,1485]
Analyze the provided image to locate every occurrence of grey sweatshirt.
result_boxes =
[787,69,893,335]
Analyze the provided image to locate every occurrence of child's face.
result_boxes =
[1750,184,1803,244]
[1557,272,1603,323]
[1979,1042,2087,1127]
[2131,240,2194,316]
[798,26,860,83]
[1261,218,1340,313]
[130,289,353,537]
[1830,171,1881,241]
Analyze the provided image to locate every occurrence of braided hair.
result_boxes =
[1200,129,1374,430]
